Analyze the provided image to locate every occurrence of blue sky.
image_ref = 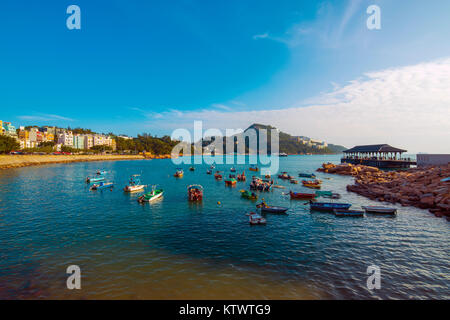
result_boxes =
[1,0,450,152]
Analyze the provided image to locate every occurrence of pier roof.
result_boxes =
[344,144,407,153]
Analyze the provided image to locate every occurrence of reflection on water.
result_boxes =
[0,155,448,299]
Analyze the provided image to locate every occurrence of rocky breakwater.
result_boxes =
[317,163,450,219]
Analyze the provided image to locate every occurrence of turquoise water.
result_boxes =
[0,155,448,299]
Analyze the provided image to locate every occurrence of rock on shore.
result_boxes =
[317,163,450,219]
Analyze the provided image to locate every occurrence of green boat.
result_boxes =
[138,188,164,203]
[315,191,341,199]
[240,190,258,200]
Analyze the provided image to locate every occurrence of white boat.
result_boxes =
[362,206,397,215]
[248,212,267,225]
[138,187,164,203]
[124,174,145,192]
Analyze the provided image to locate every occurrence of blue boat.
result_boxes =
[309,201,351,212]
[90,182,114,190]
[299,173,316,178]
[86,176,105,183]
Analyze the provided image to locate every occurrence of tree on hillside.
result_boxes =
[0,135,20,153]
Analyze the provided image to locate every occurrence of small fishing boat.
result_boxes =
[248,212,266,225]
[257,201,288,214]
[302,179,322,189]
[138,187,164,203]
[241,190,258,200]
[265,174,271,179]
[249,165,259,172]
[290,179,298,184]
[86,176,105,183]
[362,206,397,215]
[188,184,203,201]
[96,170,107,175]
[278,172,290,180]
[290,191,316,200]
[174,168,184,178]
[206,169,212,175]
[229,174,236,178]
[230,167,236,172]
[299,173,316,178]
[225,178,237,186]
[315,191,341,199]
[124,175,145,192]
[189,167,195,171]
[237,171,246,181]
[214,171,223,180]
[90,182,114,190]
[440,177,450,182]
[279,153,288,157]
[310,202,351,212]
[334,209,364,217]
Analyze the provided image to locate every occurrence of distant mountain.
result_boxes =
[202,124,346,154]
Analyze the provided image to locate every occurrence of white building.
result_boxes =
[57,131,73,146]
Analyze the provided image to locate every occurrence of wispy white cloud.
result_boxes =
[140,57,450,153]
[211,103,232,111]
[18,114,74,122]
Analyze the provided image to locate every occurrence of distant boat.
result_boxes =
[299,173,316,178]
[206,169,212,175]
[310,202,351,212]
[174,168,184,178]
[289,191,316,200]
[214,171,223,180]
[188,184,203,201]
[249,165,259,172]
[90,182,114,190]
[257,202,288,214]
[362,206,397,215]
[278,172,290,180]
[334,209,364,217]
[225,178,237,186]
[241,190,258,200]
[315,191,341,199]
[189,166,195,171]
[230,167,236,172]
[96,170,107,175]
[248,212,266,225]
[124,174,145,192]
[86,176,105,183]
[279,153,288,157]
[290,179,298,184]
[138,187,164,203]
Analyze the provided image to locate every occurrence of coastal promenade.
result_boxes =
[0,154,146,170]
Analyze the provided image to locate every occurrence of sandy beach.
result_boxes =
[0,154,146,170]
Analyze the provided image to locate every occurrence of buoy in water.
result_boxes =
[217,201,221,205]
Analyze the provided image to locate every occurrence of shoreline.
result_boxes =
[0,154,152,170]
[317,163,450,219]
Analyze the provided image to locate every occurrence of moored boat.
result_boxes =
[90,182,114,190]
[225,178,237,186]
[278,172,290,180]
[289,191,316,200]
[214,171,223,180]
[138,187,164,203]
[188,184,203,201]
[174,168,184,178]
[362,206,397,215]
[315,191,341,199]
[309,201,352,212]
[290,179,298,184]
[86,176,105,183]
[299,173,316,178]
[124,174,145,192]
[237,171,246,181]
[241,190,258,200]
[257,201,288,214]
[206,169,212,175]
[96,170,107,175]
[248,212,266,225]
[189,166,195,171]
[302,179,322,189]
[334,209,364,217]
[230,167,236,172]
[249,165,259,172]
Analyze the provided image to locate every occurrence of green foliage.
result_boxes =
[61,146,80,153]
[115,134,179,155]
[89,145,113,153]
[0,135,20,153]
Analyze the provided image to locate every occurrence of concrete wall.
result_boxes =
[417,154,450,167]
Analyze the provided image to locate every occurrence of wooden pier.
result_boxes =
[341,144,416,169]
